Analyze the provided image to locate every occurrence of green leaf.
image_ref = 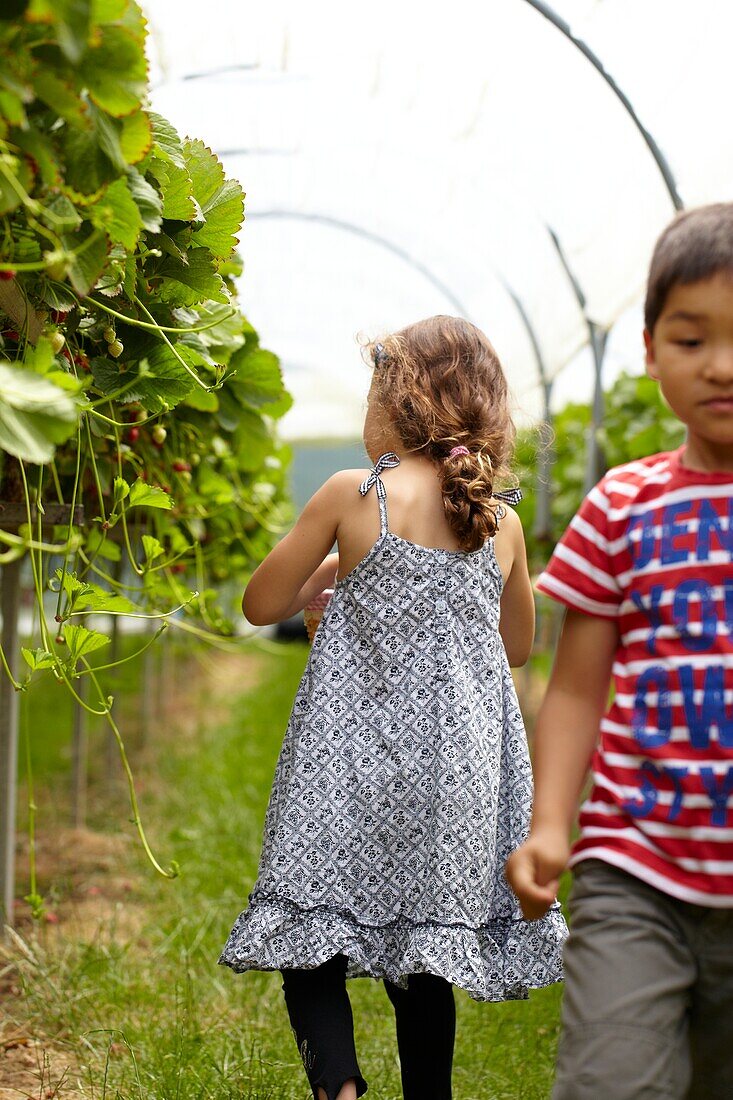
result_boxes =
[54,569,91,603]
[65,224,110,296]
[0,362,80,462]
[146,158,195,221]
[63,624,110,663]
[127,166,162,232]
[195,303,250,352]
[38,0,91,64]
[90,341,197,414]
[91,0,127,20]
[62,123,118,194]
[0,88,27,127]
[119,107,152,163]
[112,475,129,505]
[156,247,229,307]
[229,348,286,408]
[31,70,88,128]
[21,647,56,671]
[41,193,81,232]
[232,406,272,471]
[142,533,163,562]
[86,526,121,561]
[38,278,78,312]
[89,176,142,250]
[21,335,56,375]
[184,139,245,260]
[148,111,186,168]
[197,463,234,504]
[80,25,147,117]
[128,478,173,510]
[14,129,61,189]
[183,387,219,412]
[73,581,137,614]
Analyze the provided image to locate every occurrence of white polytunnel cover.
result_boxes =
[144,0,733,439]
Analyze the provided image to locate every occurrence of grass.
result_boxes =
[2,641,566,1099]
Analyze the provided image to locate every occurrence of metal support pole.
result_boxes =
[0,558,21,930]
[534,378,555,542]
[547,227,610,494]
[105,556,123,780]
[521,0,683,212]
[140,618,154,747]
[71,677,88,829]
[584,323,609,493]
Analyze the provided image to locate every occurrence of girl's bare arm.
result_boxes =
[242,475,350,625]
[505,609,617,919]
[496,508,535,666]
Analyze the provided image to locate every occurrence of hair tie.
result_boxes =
[448,446,470,459]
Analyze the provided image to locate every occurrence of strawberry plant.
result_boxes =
[0,1,292,892]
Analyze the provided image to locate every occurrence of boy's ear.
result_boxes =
[643,328,659,380]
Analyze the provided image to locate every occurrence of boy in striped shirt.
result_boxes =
[507,204,733,1099]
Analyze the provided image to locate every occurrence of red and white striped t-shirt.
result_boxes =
[537,447,733,906]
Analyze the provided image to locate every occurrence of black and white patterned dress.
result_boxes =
[220,453,567,1002]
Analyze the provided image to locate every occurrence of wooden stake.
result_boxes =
[0,558,21,930]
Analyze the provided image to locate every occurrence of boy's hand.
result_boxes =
[506,832,570,921]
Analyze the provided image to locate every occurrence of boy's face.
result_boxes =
[645,273,733,463]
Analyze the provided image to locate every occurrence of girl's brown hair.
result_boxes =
[368,315,515,552]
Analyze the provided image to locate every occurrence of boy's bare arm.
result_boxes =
[506,609,617,919]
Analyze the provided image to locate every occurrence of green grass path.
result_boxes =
[7,642,562,1099]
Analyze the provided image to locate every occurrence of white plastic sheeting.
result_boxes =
[144,0,733,438]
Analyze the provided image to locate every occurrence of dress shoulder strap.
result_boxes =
[358,451,400,536]
[493,487,523,507]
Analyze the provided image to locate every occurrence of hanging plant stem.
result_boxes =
[88,296,236,334]
[83,661,178,878]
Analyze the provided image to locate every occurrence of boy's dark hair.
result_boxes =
[645,203,733,332]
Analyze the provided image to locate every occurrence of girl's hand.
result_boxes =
[505,830,570,921]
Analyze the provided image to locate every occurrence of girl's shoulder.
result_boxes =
[307,468,374,520]
[319,468,372,500]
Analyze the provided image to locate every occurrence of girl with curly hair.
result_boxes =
[220,315,567,1100]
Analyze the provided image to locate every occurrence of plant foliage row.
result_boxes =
[0,0,291,884]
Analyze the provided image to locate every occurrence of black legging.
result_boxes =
[281,955,456,1100]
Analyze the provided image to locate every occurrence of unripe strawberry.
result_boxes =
[179,469,192,484]
[108,339,124,358]
[103,326,116,343]
[43,250,69,281]
[152,425,167,446]
[49,331,65,355]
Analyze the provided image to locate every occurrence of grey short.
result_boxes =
[552,860,733,1100]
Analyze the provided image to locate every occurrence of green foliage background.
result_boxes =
[514,371,685,573]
